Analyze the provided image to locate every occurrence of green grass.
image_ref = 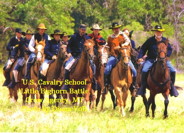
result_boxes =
[0,67,184,133]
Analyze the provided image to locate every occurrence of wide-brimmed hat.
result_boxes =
[151,25,165,32]
[37,23,47,30]
[50,29,62,37]
[79,24,87,29]
[109,22,122,29]
[90,24,102,31]
[15,28,23,34]
[22,29,34,36]
[61,32,71,38]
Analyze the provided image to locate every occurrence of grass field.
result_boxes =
[0,68,184,133]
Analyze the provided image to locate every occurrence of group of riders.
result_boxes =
[3,22,179,97]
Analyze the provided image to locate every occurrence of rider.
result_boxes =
[62,24,91,90]
[103,22,137,93]
[136,25,179,97]
[24,23,50,80]
[3,28,24,86]
[8,29,34,88]
[39,29,62,79]
[123,29,136,49]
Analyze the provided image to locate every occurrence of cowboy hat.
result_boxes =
[50,29,63,38]
[79,24,87,29]
[151,25,165,32]
[15,28,23,34]
[22,29,34,36]
[109,22,122,29]
[61,32,71,38]
[37,23,47,30]
[90,24,102,30]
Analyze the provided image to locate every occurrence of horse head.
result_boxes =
[157,40,168,66]
[35,40,46,62]
[119,46,131,69]
[96,43,109,65]
[83,39,95,61]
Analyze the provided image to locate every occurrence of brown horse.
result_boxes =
[39,44,67,108]
[94,44,109,107]
[26,40,46,105]
[145,41,170,118]
[4,52,29,103]
[69,39,95,110]
[110,46,132,116]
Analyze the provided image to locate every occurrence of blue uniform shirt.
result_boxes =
[67,33,90,58]
[138,36,172,60]
[44,39,61,60]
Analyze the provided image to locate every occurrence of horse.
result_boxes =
[94,44,108,107]
[144,40,171,118]
[4,49,29,103]
[110,46,132,116]
[68,39,95,110]
[39,44,67,108]
[26,40,46,105]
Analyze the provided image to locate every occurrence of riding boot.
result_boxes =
[101,74,110,94]
[24,62,32,80]
[136,72,147,96]
[61,70,70,91]
[170,72,179,97]
[3,69,11,86]
[8,77,17,89]
[38,72,46,81]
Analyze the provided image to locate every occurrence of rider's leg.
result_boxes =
[39,59,50,80]
[137,59,154,96]
[166,61,178,97]
[102,56,118,93]
[3,59,14,86]
[25,53,36,80]
[8,57,25,88]
[129,60,137,88]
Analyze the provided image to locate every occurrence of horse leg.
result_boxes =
[9,88,14,102]
[114,87,124,116]
[22,88,27,105]
[100,92,106,111]
[142,95,149,117]
[49,94,55,107]
[163,92,169,119]
[109,89,117,109]
[122,89,128,117]
[96,89,101,108]
[13,87,18,102]
[129,88,136,112]
[56,94,61,107]
[84,84,91,111]
[90,89,96,109]
[151,94,156,118]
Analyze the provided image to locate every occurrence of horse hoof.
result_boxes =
[129,108,134,113]
[146,114,150,117]
[163,115,168,119]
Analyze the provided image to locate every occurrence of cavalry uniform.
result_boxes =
[104,23,137,88]
[39,30,62,77]
[137,25,178,97]
[3,28,24,86]
[24,23,50,80]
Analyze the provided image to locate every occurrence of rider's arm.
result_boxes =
[121,32,131,47]
[167,43,172,57]
[137,39,150,60]
[6,37,14,51]
[28,35,35,52]
[44,41,54,58]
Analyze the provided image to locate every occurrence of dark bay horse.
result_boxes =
[39,44,67,108]
[110,46,132,116]
[69,39,95,110]
[145,40,171,118]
